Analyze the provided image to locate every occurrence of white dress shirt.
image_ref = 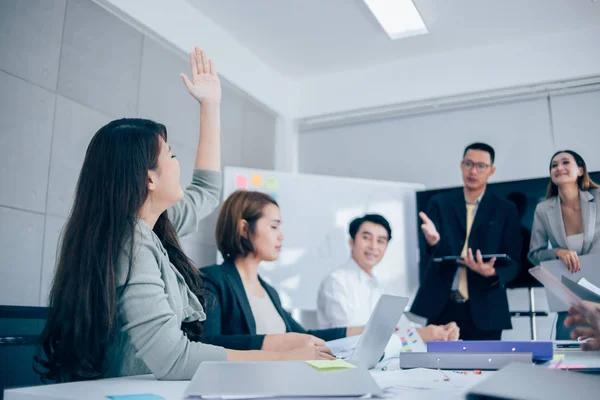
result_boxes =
[317,258,427,353]
[316,258,385,329]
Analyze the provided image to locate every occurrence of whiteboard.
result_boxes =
[221,167,425,310]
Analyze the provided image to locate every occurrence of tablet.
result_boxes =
[529,265,583,308]
[433,254,511,263]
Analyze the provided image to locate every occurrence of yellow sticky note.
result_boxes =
[553,354,566,361]
[250,175,263,187]
[306,359,357,371]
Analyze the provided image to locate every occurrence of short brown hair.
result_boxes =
[215,190,279,260]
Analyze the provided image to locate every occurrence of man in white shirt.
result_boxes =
[317,214,459,343]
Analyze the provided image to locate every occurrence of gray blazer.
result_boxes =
[104,169,227,380]
[528,188,600,265]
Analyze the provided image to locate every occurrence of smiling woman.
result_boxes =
[529,149,600,339]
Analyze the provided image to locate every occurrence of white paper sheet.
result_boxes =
[538,253,600,312]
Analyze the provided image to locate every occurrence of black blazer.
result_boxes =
[410,189,521,331]
[200,260,346,350]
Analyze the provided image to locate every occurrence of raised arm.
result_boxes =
[168,48,223,237]
[180,47,221,172]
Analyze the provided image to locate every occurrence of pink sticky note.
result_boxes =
[235,175,247,188]
[557,365,587,369]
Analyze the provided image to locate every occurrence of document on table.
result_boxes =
[540,253,600,312]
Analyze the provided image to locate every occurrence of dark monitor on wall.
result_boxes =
[416,171,600,289]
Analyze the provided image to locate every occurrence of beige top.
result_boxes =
[247,293,287,335]
[567,233,585,254]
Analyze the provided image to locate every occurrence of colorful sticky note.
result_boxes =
[106,395,165,400]
[265,177,278,191]
[267,192,277,201]
[250,174,263,187]
[556,364,587,369]
[553,354,566,361]
[235,175,247,188]
[306,359,357,370]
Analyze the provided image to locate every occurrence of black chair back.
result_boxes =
[0,306,48,399]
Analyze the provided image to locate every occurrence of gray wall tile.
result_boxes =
[0,207,44,306]
[181,240,218,269]
[0,0,66,90]
[0,71,55,212]
[39,215,67,306]
[57,0,142,117]
[241,100,276,169]
[46,96,112,218]
[220,85,244,168]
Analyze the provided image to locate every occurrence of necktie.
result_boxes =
[458,203,476,299]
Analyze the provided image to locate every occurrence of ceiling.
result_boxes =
[188,0,600,78]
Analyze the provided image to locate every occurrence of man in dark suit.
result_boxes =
[411,143,521,340]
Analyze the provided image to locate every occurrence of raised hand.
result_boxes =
[419,212,440,246]
[180,47,221,104]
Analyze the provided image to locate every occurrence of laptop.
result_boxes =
[466,363,600,399]
[184,361,383,399]
[327,294,408,369]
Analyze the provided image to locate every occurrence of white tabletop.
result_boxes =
[5,350,597,400]
[3,357,487,400]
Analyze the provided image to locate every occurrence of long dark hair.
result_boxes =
[545,150,599,198]
[34,118,205,382]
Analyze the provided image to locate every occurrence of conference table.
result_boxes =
[4,349,598,400]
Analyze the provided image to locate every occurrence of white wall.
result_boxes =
[0,0,276,307]
[299,95,556,188]
[550,86,600,172]
[292,25,600,118]
[299,86,600,188]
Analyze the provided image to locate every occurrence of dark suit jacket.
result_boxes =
[410,189,521,331]
[200,260,346,350]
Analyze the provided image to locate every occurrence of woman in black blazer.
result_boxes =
[200,190,363,351]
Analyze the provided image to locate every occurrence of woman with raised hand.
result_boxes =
[35,47,332,383]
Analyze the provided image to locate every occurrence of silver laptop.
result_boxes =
[466,362,600,400]
[184,361,383,399]
[340,294,408,369]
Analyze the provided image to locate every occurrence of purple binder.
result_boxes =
[427,341,553,362]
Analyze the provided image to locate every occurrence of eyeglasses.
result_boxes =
[462,159,491,172]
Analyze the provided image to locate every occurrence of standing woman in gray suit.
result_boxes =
[529,150,600,339]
